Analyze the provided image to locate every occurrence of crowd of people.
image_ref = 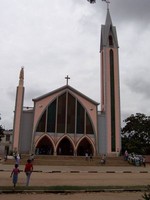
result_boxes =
[124,150,146,167]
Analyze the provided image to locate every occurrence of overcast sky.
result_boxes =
[0,0,150,129]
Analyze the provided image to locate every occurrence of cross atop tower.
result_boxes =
[102,0,110,10]
[65,75,70,85]
[87,0,110,10]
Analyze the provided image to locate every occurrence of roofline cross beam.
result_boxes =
[65,75,70,85]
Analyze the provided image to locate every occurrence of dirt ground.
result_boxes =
[0,164,150,200]
[0,192,144,200]
[0,171,150,187]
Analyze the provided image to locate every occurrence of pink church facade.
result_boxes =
[32,85,99,156]
[12,9,121,156]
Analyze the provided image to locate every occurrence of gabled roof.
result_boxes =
[100,9,119,52]
[33,85,99,105]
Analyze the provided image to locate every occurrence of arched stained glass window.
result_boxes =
[67,93,75,133]
[47,100,56,132]
[57,93,66,133]
[77,101,84,134]
[86,113,94,134]
[36,110,46,132]
[36,92,94,135]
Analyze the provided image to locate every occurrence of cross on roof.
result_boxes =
[65,75,70,85]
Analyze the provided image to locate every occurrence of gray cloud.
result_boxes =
[126,72,150,98]
[110,0,150,26]
[0,0,150,129]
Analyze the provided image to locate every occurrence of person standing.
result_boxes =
[142,156,146,167]
[124,150,128,161]
[10,164,20,188]
[85,152,88,161]
[24,159,33,186]
[16,153,20,165]
[101,154,106,164]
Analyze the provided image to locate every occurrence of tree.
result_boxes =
[121,113,150,155]
[0,125,4,142]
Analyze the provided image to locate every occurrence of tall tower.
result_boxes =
[100,8,121,155]
[13,67,24,152]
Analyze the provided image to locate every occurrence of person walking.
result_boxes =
[10,164,20,188]
[24,159,33,186]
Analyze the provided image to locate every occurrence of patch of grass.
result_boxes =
[0,185,148,193]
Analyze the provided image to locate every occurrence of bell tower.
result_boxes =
[100,8,121,154]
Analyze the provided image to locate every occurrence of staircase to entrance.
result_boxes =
[4,155,130,166]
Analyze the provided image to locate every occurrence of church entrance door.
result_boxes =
[57,138,74,155]
[36,136,54,155]
[77,138,93,156]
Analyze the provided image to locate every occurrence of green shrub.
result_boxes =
[142,193,150,200]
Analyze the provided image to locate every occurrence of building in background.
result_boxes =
[0,130,13,156]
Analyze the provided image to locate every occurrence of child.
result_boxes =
[24,159,33,186]
[10,164,20,188]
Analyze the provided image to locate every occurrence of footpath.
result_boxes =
[1,163,150,173]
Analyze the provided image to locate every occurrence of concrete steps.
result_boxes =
[3,155,130,166]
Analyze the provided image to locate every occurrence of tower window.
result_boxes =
[109,35,113,46]
[110,49,116,152]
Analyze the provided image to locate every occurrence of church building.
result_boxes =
[12,8,121,156]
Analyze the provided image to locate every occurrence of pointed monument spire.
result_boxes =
[105,9,112,27]
[13,67,25,152]
[19,67,24,86]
